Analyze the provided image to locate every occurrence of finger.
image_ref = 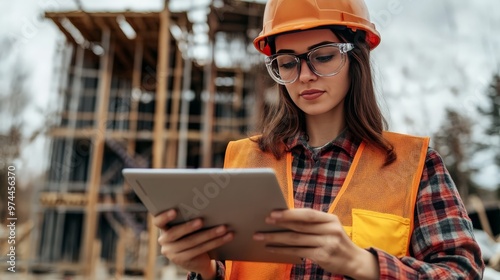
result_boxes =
[268,209,338,224]
[253,231,323,248]
[169,225,229,253]
[263,220,340,235]
[265,245,318,259]
[167,232,234,264]
[152,209,177,228]
[159,219,204,243]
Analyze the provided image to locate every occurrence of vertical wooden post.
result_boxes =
[128,36,143,156]
[82,27,114,278]
[147,2,171,279]
[90,239,102,279]
[232,69,244,133]
[54,43,84,262]
[201,9,218,167]
[152,3,170,170]
[177,56,193,168]
[123,36,144,205]
[115,228,126,280]
[165,30,185,168]
[123,37,144,200]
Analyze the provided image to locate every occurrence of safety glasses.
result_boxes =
[265,43,354,85]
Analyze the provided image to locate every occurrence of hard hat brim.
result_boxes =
[253,19,380,56]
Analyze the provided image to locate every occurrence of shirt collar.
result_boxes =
[285,128,361,158]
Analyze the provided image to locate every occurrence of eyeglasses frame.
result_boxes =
[265,42,355,85]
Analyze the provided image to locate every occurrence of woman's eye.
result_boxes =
[314,55,334,63]
[280,61,298,69]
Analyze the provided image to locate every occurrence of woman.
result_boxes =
[153,0,484,279]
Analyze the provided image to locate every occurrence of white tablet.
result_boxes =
[122,168,301,264]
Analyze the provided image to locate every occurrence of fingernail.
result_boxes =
[191,219,201,228]
[215,226,225,234]
[223,233,233,241]
[266,217,276,224]
[253,233,264,240]
[167,210,176,218]
[270,211,282,218]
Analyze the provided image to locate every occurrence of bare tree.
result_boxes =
[0,36,32,222]
[476,73,500,198]
[433,109,477,200]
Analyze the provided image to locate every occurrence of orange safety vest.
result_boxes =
[222,132,429,280]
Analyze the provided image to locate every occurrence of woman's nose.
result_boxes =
[298,59,317,83]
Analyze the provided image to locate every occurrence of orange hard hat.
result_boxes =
[253,0,381,55]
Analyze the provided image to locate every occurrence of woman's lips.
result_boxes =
[299,89,325,100]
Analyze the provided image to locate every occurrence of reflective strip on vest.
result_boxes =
[223,132,429,280]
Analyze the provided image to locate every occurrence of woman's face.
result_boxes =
[274,29,351,120]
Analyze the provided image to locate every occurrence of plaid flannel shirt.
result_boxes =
[189,130,484,279]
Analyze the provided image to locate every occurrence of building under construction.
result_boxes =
[31,1,269,278]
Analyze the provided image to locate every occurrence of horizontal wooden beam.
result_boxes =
[48,127,246,142]
[46,11,161,19]
[51,19,78,45]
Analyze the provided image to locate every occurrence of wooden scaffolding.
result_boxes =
[34,1,265,279]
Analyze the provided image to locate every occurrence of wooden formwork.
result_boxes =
[38,1,266,279]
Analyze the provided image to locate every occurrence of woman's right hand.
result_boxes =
[153,209,234,278]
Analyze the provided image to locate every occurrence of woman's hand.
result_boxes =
[253,208,379,280]
[153,209,233,279]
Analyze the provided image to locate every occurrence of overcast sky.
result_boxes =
[0,0,498,189]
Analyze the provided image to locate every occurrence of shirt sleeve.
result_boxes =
[187,261,225,280]
[369,148,484,279]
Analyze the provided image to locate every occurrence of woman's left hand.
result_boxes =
[253,208,379,280]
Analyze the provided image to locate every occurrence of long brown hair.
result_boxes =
[256,27,396,165]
